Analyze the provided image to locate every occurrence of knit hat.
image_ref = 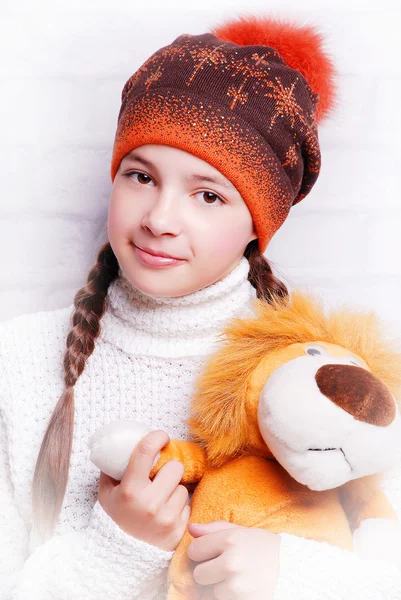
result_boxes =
[110,14,338,253]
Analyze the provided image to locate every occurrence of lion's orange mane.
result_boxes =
[187,290,401,467]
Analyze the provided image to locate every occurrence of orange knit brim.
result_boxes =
[110,90,294,254]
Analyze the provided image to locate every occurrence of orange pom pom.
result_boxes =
[210,13,339,123]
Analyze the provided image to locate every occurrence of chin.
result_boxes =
[130,276,191,298]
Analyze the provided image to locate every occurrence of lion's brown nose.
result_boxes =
[315,364,395,426]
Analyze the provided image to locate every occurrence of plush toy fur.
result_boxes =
[188,290,401,467]
[146,290,401,599]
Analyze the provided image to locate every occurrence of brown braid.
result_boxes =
[244,239,288,302]
[31,242,119,545]
[30,238,286,546]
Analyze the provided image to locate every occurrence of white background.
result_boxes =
[1,0,400,337]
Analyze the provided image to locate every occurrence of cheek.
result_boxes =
[211,233,243,257]
[107,202,125,242]
[108,188,139,236]
[196,211,253,254]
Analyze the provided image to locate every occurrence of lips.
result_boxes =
[135,245,183,260]
[133,244,186,268]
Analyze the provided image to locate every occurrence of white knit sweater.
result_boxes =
[1,255,401,600]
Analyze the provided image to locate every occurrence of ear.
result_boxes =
[248,227,258,244]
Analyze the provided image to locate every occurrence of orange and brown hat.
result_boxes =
[110,14,339,253]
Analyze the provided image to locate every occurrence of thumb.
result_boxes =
[99,470,120,493]
[188,520,238,537]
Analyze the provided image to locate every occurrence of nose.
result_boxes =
[141,193,181,236]
[315,364,396,426]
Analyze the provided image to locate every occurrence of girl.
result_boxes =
[1,13,401,600]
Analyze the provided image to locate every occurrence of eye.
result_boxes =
[194,190,226,207]
[344,355,364,367]
[305,344,328,357]
[124,170,154,185]
[123,171,226,207]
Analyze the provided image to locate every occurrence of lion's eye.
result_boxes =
[305,344,328,357]
[344,355,363,367]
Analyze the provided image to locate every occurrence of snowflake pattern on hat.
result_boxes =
[111,22,336,252]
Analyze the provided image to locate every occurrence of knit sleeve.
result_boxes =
[0,406,173,600]
[272,461,401,600]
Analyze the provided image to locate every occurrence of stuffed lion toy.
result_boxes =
[89,290,401,599]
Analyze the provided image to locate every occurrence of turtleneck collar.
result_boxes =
[99,256,258,358]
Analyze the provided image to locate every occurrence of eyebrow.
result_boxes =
[122,151,236,191]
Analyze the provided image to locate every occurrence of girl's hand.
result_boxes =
[98,430,190,552]
[187,521,281,600]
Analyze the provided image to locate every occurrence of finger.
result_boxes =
[188,521,236,538]
[193,554,227,586]
[151,460,185,502]
[163,483,189,515]
[187,530,227,562]
[97,471,120,507]
[213,581,231,600]
[182,503,191,524]
[99,470,120,491]
[196,586,215,600]
[122,430,170,488]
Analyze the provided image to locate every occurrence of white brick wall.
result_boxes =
[1,2,400,338]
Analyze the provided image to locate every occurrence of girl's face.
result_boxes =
[108,144,257,298]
